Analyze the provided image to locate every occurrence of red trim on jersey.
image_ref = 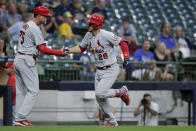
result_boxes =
[37,44,63,56]
[78,45,86,53]
[119,38,129,59]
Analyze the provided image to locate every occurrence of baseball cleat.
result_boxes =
[14,120,33,126]
[103,121,118,127]
[120,86,130,105]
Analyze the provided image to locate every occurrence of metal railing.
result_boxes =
[0,56,195,82]
[37,60,196,82]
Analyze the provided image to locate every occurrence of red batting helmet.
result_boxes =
[34,6,52,17]
[86,14,103,29]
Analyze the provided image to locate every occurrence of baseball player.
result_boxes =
[64,14,130,126]
[14,6,67,126]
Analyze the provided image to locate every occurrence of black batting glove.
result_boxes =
[123,58,129,69]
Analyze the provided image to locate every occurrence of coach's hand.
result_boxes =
[123,58,129,69]
[61,47,69,56]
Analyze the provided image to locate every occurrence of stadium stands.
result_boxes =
[1,0,194,60]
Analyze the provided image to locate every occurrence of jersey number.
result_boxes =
[98,53,108,60]
[19,31,25,44]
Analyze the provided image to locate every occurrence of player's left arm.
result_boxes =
[107,32,129,58]
[107,32,130,68]
[119,38,129,59]
[119,38,130,68]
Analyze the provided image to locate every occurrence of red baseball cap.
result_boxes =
[34,6,52,17]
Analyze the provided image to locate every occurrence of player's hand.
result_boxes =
[123,58,129,69]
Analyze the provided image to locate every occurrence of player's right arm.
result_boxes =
[68,45,85,54]
[66,32,90,54]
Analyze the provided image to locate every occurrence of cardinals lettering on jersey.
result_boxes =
[89,40,105,54]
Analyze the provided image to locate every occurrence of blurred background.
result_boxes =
[0,0,196,126]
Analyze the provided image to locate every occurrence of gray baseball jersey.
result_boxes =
[80,29,122,67]
[17,20,45,55]
[80,29,123,125]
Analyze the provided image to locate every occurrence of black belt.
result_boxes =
[18,52,37,61]
[97,65,111,70]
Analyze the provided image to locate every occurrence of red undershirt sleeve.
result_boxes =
[119,39,129,59]
[37,44,63,56]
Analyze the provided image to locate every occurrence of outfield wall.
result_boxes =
[29,88,191,125]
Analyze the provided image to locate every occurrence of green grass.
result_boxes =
[0,126,196,131]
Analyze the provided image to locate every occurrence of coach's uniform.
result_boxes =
[80,29,124,124]
[14,21,45,121]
